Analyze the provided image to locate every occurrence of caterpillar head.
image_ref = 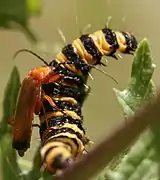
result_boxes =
[122,32,138,54]
[129,34,138,51]
[41,142,74,174]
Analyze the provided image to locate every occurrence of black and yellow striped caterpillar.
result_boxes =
[13,26,138,174]
[50,27,137,73]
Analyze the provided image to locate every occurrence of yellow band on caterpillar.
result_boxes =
[48,132,84,156]
[115,31,127,52]
[48,123,84,139]
[40,110,81,124]
[53,97,78,104]
[47,136,78,157]
[89,32,105,55]
[92,30,112,55]
[72,38,93,63]
[41,141,70,159]
[56,52,79,74]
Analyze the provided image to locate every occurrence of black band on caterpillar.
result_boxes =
[79,34,103,63]
[40,116,85,138]
[42,83,85,102]
[43,128,84,146]
[62,44,91,74]
[102,28,119,55]
[39,99,82,117]
[53,63,85,86]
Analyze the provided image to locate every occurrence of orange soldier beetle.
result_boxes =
[8,76,40,156]
[8,51,65,156]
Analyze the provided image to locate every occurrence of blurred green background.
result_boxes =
[0,0,159,161]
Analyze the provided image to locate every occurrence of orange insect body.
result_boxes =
[28,66,63,114]
[28,66,60,84]
[9,66,63,156]
[11,76,40,156]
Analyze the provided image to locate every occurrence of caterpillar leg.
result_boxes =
[34,90,65,115]
[80,85,91,106]
[43,94,66,115]
[81,23,92,35]
[105,16,113,28]
[43,94,60,111]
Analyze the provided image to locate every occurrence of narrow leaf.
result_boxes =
[26,148,43,180]
[0,66,20,136]
[0,133,22,180]
[0,66,22,179]
[114,39,156,115]
[0,0,41,42]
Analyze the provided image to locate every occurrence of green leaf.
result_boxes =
[27,0,42,15]
[0,66,22,179]
[0,66,21,137]
[107,128,155,179]
[17,158,32,173]
[26,147,45,180]
[0,0,26,27]
[0,133,22,180]
[2,66,20,121]
[0,0,41,42]
[102,123,160,180]
[113,39,156,115]
[113,88,134,118]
